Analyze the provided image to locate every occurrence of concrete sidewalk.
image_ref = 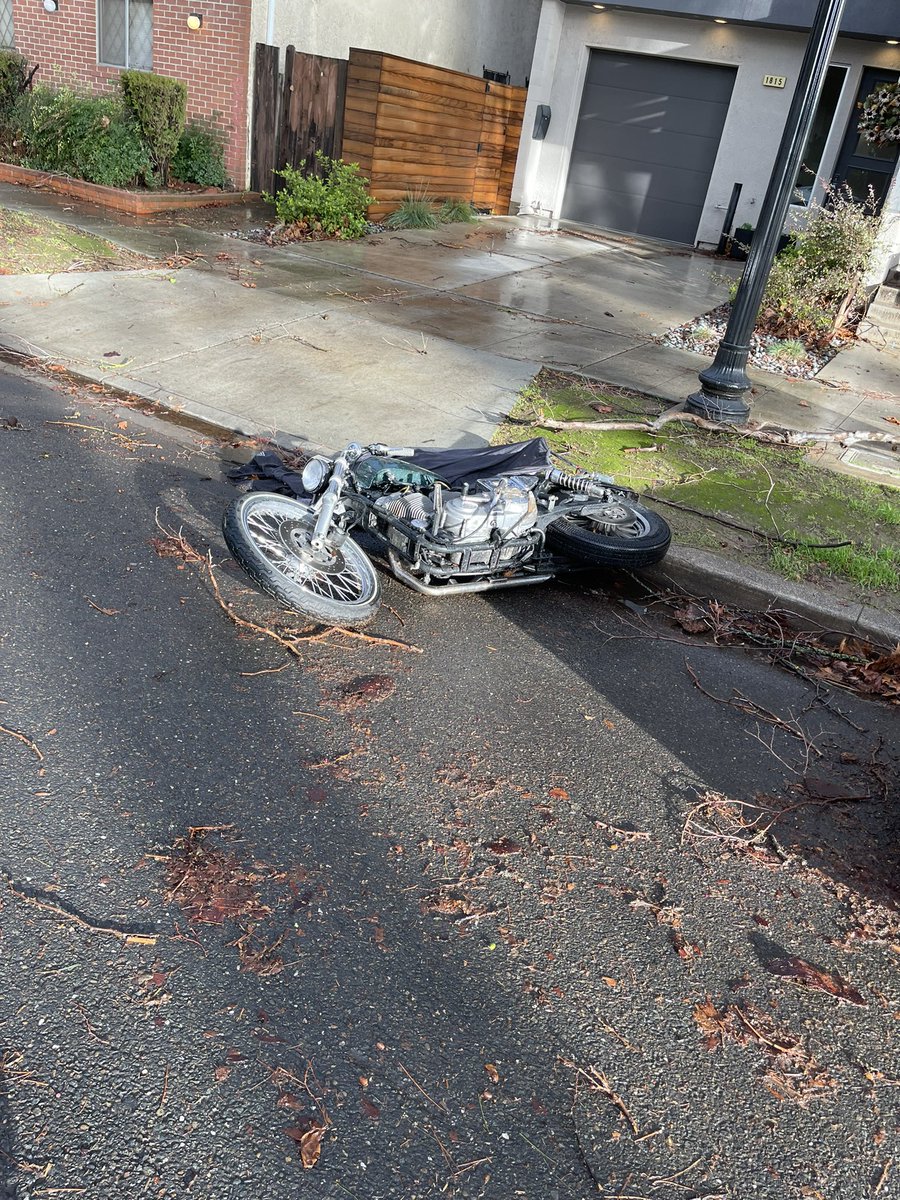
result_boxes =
[0,182,898,464]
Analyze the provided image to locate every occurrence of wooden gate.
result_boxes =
[251,44,347,194]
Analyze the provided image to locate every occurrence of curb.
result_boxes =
[8,343,899,650]
[643,544,900,648]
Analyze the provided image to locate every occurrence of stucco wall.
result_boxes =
[248,0,542,85]
[514,0,900,262]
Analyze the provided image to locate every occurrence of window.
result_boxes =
[98,0,152,70]
[792,64,847,206]
[0,0,13,48]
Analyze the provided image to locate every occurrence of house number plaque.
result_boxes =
[762,75,787,88]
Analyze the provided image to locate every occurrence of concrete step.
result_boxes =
[860,320,900,351]
[867,305,900,331]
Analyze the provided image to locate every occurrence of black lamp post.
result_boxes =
[687,0,849,424]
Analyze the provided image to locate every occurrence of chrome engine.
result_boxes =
[376,478,536,540]
[373,477,539,568]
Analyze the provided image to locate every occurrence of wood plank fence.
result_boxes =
[252,45,526,219]
[343,49,526,220]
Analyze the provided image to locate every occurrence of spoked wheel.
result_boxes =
[223,493,381,627]
[546,500,671,569]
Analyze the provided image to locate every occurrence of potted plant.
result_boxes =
[730,221,793,260]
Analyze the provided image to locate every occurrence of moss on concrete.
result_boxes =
[496,369,900,605]
[0,207,149,274]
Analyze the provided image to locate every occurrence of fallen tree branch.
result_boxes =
[2,871,158,946]
[643,494,853,550]
[528,409,899,448]
[205,556,422,655]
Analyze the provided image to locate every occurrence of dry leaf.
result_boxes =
[213,1065,231,1083]
[484,1063,500,1084]
[765,955,866,1006]
[601,976,617,988]
[548,787,569,800]
[361,1097,381,1119]
[486,837,521,855]
[286,1122,325,1169]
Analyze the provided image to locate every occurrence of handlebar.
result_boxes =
[366,443,416,459]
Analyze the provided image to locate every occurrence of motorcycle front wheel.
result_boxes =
[223,493,381,628]
[546,500,671,569]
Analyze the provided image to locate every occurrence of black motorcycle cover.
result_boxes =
[230,440,554,496]
[407,439,552,488]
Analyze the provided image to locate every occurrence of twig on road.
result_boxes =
[399,1062,449,1114]
[0,722,43,761]
[559,1058,640,1135]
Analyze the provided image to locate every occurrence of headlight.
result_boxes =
[301,456,331,494]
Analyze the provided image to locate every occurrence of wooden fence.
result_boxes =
[341,49,526,220]
[251,44,347,195]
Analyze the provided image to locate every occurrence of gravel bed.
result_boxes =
[662,303,842,379]
[222,221,386,244]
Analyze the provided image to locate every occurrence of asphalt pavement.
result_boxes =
[0,363,897,1200]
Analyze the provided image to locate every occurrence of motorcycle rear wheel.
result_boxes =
[546,501,670,569]
[223,493,381,627]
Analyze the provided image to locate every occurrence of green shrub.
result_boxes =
[0,51,28,123]
[12,86,151,187]
[769,337,807,363]
[759,186,880,347]
[119,70,186,183]
[439,198,477,224]
[171,122,227,188]
[385,192,438,230]
[266,154,373,239]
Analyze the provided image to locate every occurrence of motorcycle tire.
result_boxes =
[546,501,671,569]
[223,493,381,628]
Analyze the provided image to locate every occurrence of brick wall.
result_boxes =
[11,0,252,185]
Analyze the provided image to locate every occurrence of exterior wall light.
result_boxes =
[887,39,899,45]
[42,0,59,10]
[713,18,728,24]
[592,4,606,9]
[186,12,203,30]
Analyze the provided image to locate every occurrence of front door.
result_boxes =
[831,67,899,211]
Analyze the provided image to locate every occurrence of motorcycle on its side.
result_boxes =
[223,438,671,628]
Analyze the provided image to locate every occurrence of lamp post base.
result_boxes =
[685,385,751,425]
[686,346,752,424]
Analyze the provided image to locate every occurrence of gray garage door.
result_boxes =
[562,50,736,244]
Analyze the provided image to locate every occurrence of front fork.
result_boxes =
[310,443,360,551]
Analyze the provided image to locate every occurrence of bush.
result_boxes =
[758,186,880,347]
[12,86,151,187]
[266,154,373,239]
[0,50,28,123]
[119,70,186,183]
[171,122,227,188]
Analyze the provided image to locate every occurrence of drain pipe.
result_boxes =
[266,0,276,45]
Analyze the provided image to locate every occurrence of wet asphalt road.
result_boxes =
[0,364,897,1200]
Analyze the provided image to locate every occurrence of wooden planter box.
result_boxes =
[0,162,258,215]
